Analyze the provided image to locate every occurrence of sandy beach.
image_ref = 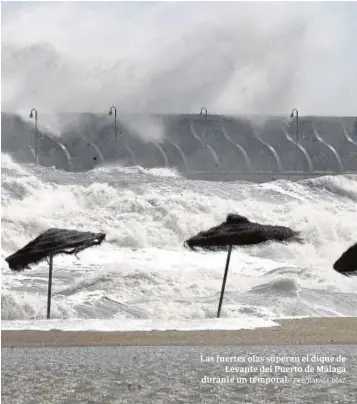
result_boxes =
[2,317,357,347]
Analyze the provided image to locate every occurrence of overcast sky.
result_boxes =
[2,1,357,116]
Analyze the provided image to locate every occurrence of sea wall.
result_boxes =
[2,112,357,181]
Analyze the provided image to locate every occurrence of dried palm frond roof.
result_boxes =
[184,214,301,252]
[333,242,357,277]
[5,228,106,271]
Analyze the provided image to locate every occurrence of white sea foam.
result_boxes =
[2,155,357,325]
[1,317,278,332]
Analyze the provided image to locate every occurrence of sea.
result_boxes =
[1,153,357,329]
[2,3,357,403]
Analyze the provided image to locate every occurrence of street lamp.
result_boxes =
[29,108,38,163]
[200,107,208,143]
[108,105,120,140]
[290,108,299,171]
[290,108,299,141]
[200,107,208,120]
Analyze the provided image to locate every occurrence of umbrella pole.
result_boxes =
[217,245,233,318]
[47,254,54,319]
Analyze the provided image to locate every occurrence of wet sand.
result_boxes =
[2,317,357,347]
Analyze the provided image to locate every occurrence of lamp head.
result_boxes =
[29,111,33,118]
[290,108,298,118]
[109,106,117,116]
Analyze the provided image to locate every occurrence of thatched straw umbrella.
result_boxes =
[333,242,357,277]
[5,228,106,318]
[184,214,302,317]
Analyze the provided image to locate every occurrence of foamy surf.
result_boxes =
[2,154,357,325]
[1,317,278,332]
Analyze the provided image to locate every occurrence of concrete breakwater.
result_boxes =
[2,112,357,182]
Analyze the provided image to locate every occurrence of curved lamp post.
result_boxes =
[108,105,120,140]
[200,107,208,143]
[29,108,38,163]
[200,107,208,120]
[290,108,299,170]
[290,108,299,141]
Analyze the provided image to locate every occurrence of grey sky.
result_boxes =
[2,1,357,115]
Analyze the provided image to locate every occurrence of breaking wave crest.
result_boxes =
[1,154,357,321]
